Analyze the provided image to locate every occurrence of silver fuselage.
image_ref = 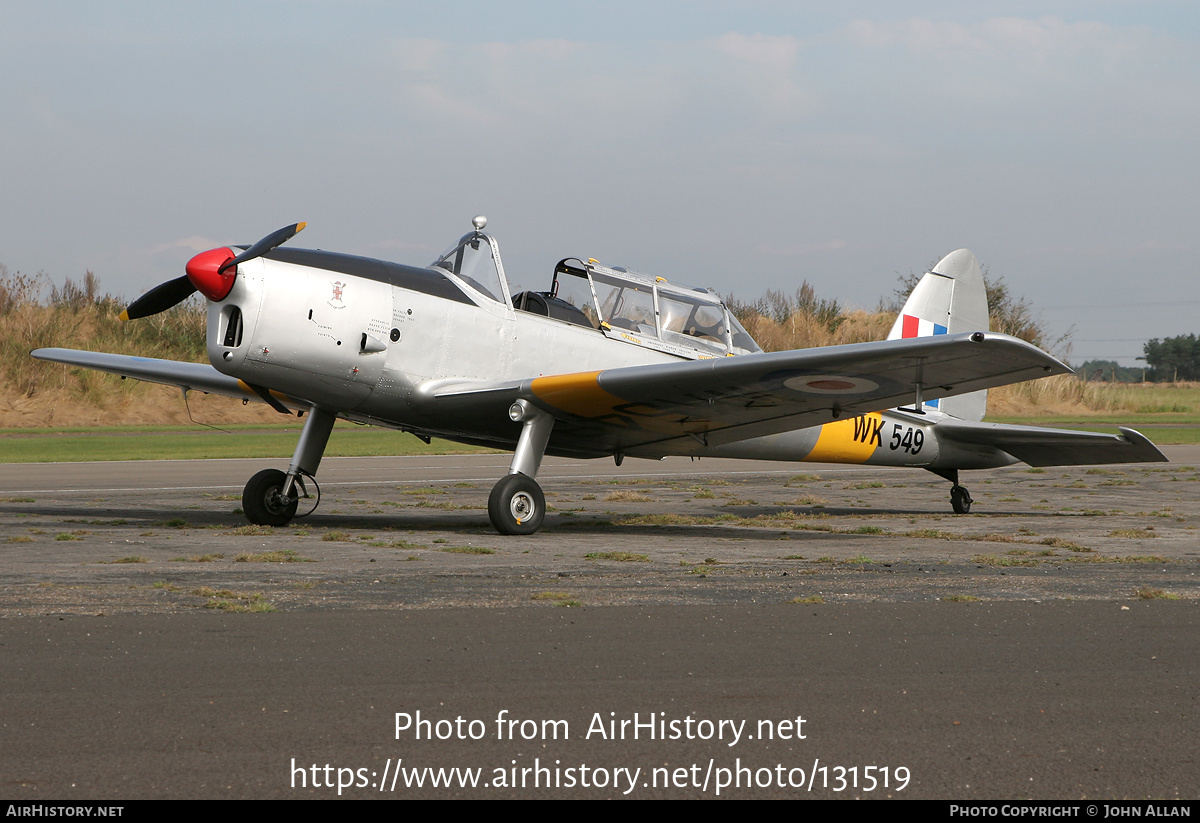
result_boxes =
[210,252,1017,472]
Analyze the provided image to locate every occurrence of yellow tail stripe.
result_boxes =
[804,413,883,464]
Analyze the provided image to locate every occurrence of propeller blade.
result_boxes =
[219,221,307,273]
[122,221,305,321]
[120,276,198,321]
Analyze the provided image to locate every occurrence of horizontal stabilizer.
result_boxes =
[935,419,1168,466]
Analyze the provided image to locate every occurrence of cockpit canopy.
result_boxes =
[551,259,762,357]
[430,218,762,358]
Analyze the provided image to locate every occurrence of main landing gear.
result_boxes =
[241,407,336,527]
[243,468,299,526]
[487,399,554,535]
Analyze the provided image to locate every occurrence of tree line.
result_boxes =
[1078,336,1200,383]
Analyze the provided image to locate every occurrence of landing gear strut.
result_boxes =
[488,399,554,535]
[242,406,335,527]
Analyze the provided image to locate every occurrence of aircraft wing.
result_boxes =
[30,348,302,413]
[933,419,1168,466]
[429,332,1071,457]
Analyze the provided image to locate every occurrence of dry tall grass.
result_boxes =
[2,268,1187,428]
[738,309,895,351]
[0,269,280,427]
[988,375,1200,416]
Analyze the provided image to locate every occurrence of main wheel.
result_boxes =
[243,469,299,527]
[950,484,972,514]
[488,474,545,535]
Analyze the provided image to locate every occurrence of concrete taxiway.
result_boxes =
[1,449,1197,798]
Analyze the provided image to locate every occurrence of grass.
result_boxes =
[3,391,1199,467]
[604,490,653,502]
[222,525,276,536]
[973,554,1038,567]
[438,546,495,554]
[0,424,498,463]
[585,551,650,562]
[233,550,313,563]
[789,595,825,604]
[170,553,225,562]
[988,377,1200,423]
[1135,588,1180,600]
[531,591,581,606]
[193,587,275,612]
[1038,537,1090,551]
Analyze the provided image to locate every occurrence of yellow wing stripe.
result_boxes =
[531,371,625,419]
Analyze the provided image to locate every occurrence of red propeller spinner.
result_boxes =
[184,247,238,301]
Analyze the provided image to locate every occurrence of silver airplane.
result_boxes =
[33,217,1166,534]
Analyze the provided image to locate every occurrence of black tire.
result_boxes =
[243,469,299,527]
[487,474,545,535]
[950,484,972,515]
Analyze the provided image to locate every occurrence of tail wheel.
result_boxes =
[950,484,972,514]
[488,474,545,535]
[243,469,299,527]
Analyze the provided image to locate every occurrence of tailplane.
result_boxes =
[888,249,989,421]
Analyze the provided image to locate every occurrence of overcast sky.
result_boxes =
[1,1,1196,366]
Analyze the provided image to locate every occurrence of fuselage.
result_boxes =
[209,246,1018,472]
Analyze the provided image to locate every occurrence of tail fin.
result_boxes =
[887,249,989,421]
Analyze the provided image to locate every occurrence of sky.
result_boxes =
[1,1,1197,367]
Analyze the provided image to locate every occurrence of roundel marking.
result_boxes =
[781,375,880,395]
